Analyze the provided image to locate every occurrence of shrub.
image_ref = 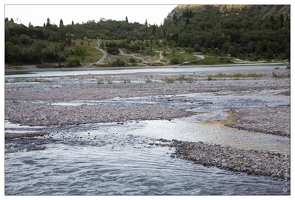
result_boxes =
[129,57,136,63]
[111,58,125,66]
[170,57,179,64]
[162,77,175,83]
[107,47,120,54]
[66,58,81,67]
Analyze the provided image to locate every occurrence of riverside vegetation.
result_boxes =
[5,5,290,68]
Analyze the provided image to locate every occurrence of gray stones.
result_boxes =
[226,106,290,137]
[5,68,290,180]
[167,140,290,180]
[5,102,192,126]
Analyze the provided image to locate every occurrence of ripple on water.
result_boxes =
[5,130,290,195]
[5,119,290,195]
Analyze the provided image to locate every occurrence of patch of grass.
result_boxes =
[36,63,59,68]
[140,49,157,57]
[160,75,195,83]
[65,39,103,64]
[93,63,111,67]
[12,78,23,83]
[105,78,113,84]
[123,79,131,83]
[162,77,175,83]
[30,78,51,83]
[213,72,265,79]
[97,77,113,84]
[164,51,198,64]
[97,78,104,84]
[145,76,153,83]
[207,75,213,81]
[175,75,194,83]
[272,72,290,78]
[146,62,164,66]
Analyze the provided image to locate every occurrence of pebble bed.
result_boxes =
[166,140,290,180]
[5,68,290,180]
[226,106,290,137]
[5,102,191,126]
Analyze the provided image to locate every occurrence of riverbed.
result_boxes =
[5,65,290,195]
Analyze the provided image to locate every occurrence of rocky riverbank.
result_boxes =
[166,140,290,180]
[226,106,290,137]
[5,67,290,180]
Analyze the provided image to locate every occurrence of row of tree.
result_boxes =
[161,6,290,60]
[5,5,290,65]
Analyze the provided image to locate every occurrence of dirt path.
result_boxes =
[118,49,146,63]
[154,51,164,63]
[95,39,108,64]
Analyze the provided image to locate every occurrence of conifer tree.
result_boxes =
[59,19,64,28]
[46,18,51,27]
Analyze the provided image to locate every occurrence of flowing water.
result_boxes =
[5,64,286,78]
[5,119,290,195]
[5,66,290,195]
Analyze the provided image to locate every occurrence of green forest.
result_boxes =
[5,5,290,67]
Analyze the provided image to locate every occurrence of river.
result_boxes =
[5,119,290,195]
[5,64,286,78]
[5,65,290,195]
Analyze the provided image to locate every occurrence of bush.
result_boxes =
[170,57,179,64]
[111,58,125,66]
[36,63,57,68]
[66,58,81,67]
[140,49,156,56]
[129,57,136,63]
[107,47,120,54]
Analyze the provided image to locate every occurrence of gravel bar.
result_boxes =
[5,68,290,179]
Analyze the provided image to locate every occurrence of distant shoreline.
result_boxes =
[5,62,287,73]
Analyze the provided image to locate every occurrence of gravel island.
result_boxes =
[5,67,290,179]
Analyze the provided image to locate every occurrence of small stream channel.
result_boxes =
[5,115,290,195]
[5,67,290,195]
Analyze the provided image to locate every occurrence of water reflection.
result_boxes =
[5,126,290,195]
[123,119,290,155]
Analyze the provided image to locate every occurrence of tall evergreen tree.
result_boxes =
[125,16,128,23]
[46,18,51,27]
[59,19,64,28]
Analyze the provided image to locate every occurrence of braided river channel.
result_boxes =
[5,65,290,195]
[5,119,290,195]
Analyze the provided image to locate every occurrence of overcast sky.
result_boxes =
[4,4,177,27]
[4,0,291,27]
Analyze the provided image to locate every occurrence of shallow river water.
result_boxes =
[5,66,290,195]
[5,64,286,78]
[5,119,290,195]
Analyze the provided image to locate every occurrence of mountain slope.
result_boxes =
[166,5,290,20]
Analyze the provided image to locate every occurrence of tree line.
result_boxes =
[5,5,290,66]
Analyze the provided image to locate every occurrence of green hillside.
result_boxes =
[5,4,290,67]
